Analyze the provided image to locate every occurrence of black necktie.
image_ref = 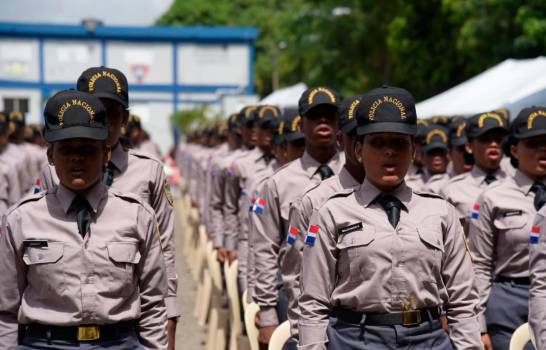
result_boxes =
[531,182,546,211]
[72,195,92,238]
[484,174,497,185]
[375,194,403,228]
[102,161,115,187]
[318,164,334,180]
[415,166,424,175]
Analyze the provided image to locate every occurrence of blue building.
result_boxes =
[0,21,259,151]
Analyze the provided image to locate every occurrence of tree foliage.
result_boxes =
[158,0,546,101]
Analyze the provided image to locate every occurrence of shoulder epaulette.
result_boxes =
[414,190,444,199]
[7,191,47,214]
[129,149,162,164]
[447,172,467,184]
[327,188,355,200]
[110,190,155,216]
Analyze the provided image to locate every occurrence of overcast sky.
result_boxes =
[0,0,173,26]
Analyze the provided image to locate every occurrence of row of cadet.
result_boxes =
[0,103,162,217]
[177,85,546,350]
[0,67,181,349]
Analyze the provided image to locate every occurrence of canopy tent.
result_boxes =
[416,57,546,119]
[259,82,307,109]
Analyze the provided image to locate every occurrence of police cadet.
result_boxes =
[404,118,428,191]
[2,111,32,194]
[0,112,20,213]
[418,124,451,195]
[281,95,366,339]
[252,87,344,347]
[470,106,546,350]
[447,119,473,178]
[23,123,48,182]
[298,85,481,350]
[442,111,509,227]
[39,67,180,348]
[0,90,167,349]
[246,110,305,303]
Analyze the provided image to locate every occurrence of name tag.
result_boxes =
[503,210,522,217]
[338,222,363,235]
[23,239,48,248]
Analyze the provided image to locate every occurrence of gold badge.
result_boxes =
[461,227,473,262]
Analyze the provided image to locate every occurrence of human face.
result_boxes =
[241,122,258,148]
[424,148,449,175]
[48,138,109,193]
[302,105,338,148]
[357,133,413,191]
[467,129,506,172]
[511,135,546,180]
[100,98,127,147]
[258,126,272,154]
[449,145,472,175]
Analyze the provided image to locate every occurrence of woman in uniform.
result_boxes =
[469,106,546,350]
[0,90,167,349]
[297,85,481,350]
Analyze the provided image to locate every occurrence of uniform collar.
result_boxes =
[470,165,506,186]
[356,178,412,209]
[301,150,343,179]
[514,169,546,195]
[110,142,128,173]
[56,181,108,215]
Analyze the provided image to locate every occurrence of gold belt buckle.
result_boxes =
[402,310,421,326]
[77,326,100,341]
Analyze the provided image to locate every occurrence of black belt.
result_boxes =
[24,320,136,342]
[332,307,442,327]
[495,275,530,285]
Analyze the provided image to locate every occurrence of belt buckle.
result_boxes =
[402,310,421,326]
[77,326,100,341]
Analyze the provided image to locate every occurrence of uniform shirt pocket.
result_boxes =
[23,242,65,297]
[493,212,528,246]
[336,228,376,280]
[107,241,141,296]
[416,218,444,286]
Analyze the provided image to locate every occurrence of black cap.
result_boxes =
[510,106,546,139]
[466,111,508,138]
[356,85,417,136]
[239,105,258,126]
[283,108,304,142]
[449,119,468,147]
[298,86,339,117]
[430,115,450,127]
[494,108,511,124]
[338,96,360,135]
[0,111,9,134]
[77,67,129,108]
[43,89,108,142]
[8,111,25,134]
[422,124,449,153]
[227,113,242,132]
[415,119,430,143]
[257,105,281,128]
[269,116,284,145]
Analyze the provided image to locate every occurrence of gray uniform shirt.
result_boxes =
[530,206,546,349]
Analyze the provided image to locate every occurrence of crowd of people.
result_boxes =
[179,86,546,350]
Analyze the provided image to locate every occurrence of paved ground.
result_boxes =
[174,204,206,350]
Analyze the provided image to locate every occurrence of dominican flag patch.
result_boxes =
[470,204,480,219]
[304,224,320,246]
[253,198,266,214]
[249,198,256,212]
[226,165,235,177]
[287,226,300,245]
[530,226,541,244]
[33,178,41,194]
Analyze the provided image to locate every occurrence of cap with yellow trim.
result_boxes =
[283,108,304,142]
[356,85,417,136]
[43,89,108,142]
[338,96,361,135]
[238,105,258,126]
[77,67,129,108]
[466,111,508,138]
[449,119,468,147]
[257,104,281,128]
[422,124,449,153]
[298,86,339,117]
[0,111,9,134]
[511,106,546,139]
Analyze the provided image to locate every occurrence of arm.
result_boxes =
[136,207,168,349]
[467,193,495,333]
[443,202,482,349]
[208,161,226,248]
[298,208,337,350]
[529,209,546,349]
[151,162,180,319]
[223,161,241,252]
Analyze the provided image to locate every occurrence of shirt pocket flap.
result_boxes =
[23,242,64,265]
[493,214,527,230]
[417,223,444,252]
[336,229,375,249]
[107,242,141,264]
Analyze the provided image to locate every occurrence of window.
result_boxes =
[3,98,29,114]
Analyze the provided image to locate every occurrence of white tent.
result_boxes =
[416,57,546,118]
[259,82,307,109]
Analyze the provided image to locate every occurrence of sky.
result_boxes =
[0,0,173,26]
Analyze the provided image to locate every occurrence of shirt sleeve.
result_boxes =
[252,179,282,326]
[529,209,546,349]
[0,212,26,348]
[150,162,180,319]
[223,161,241,251]
[442,201,482,349]
[298,206,336,350]
[136,206,168,349]
[209,161,226,248]
[467,192,495,332]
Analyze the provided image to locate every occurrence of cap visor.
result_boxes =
[449,138,468,147]
[301,102,337,116]
[93,92,129,108]
[340,121,357,135]
[514,129,546,139]
[468,125,508,138]
[44,126,108,142]
[422,143,448,153]
[357,122,417,136]
[285,131,305,142]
